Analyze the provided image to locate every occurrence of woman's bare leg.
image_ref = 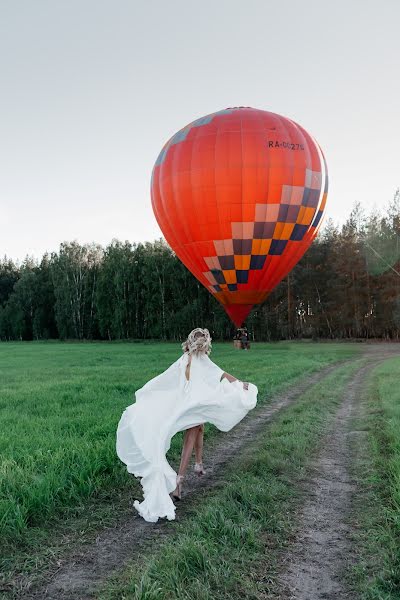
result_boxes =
[172,427,197,496]
[172,426,201,497]
[178,426,199,476]
[194,424,204,464]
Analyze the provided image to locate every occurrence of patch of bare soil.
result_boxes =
[271,346,398,600]
[12,360,350,600]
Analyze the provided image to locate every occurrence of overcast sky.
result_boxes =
[1,0,399,263]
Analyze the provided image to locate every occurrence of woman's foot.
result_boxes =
[172,475,184,501]
[194,462,206,476]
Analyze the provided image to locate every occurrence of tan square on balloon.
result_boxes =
[204,257,220,270]
[289,186,305,205]
[305,169,312,188]
[213,239,233,255]
[242,221,255,237]
[255,204,267,220]
[263,203,280,221]
[310,170,322,190]
[280,186,292,204]
[204,271,217,285]
[231,222,254,238]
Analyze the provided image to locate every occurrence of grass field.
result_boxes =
[0,340,360,556]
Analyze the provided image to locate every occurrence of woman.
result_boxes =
[116,328,257,523]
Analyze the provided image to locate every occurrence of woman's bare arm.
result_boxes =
[221,372,249,390]
[221,371,237,383]
[185,355,192,381]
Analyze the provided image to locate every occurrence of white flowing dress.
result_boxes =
[116,352,258,523]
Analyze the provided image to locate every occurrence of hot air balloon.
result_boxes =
[151,107,328,327]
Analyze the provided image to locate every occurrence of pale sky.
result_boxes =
[1,0,399,263]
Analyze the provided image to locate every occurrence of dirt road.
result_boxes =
[272,345,398,599]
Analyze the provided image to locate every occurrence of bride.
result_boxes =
[116,328,258,523]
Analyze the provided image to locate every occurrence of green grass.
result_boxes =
[98,359,363,599]
[0,341,359,581]
[349,357,400,599]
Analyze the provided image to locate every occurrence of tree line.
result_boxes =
[1,193,400,342]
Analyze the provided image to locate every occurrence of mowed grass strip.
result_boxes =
[98,360,363,600]
[349,357,400,599]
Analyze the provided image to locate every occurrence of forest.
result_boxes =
[1,193,400,342]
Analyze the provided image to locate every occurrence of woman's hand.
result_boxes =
[242,382,249,391]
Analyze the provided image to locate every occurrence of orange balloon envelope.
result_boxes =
[151,107,328,326]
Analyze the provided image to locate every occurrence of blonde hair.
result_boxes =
[181,328,212,356]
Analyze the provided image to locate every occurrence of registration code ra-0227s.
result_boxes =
[267,140,305,150]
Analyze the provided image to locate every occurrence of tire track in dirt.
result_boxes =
[15,359,355,600]
[272,346,398,600]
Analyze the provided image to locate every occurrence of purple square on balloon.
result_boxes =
[236,270,249,283]
[284,205,301,222]
[269,240,288,255]
[233,239,253,255]
[218,255,235,270]
[254,222,276,239]
[250,255,267,269]
[290,224,308,241]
